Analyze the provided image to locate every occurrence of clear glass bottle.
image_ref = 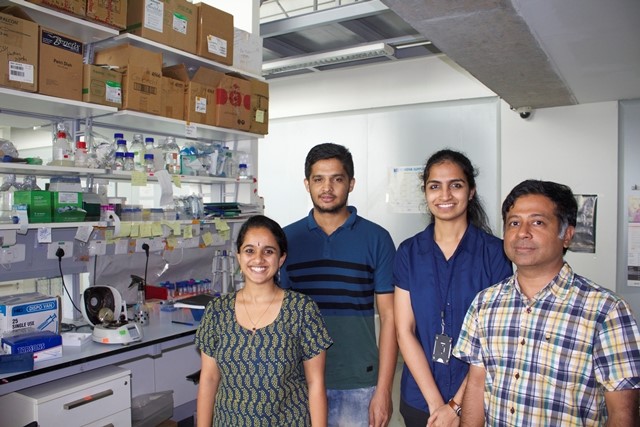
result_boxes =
[74,140,88,167]
[124,152,135,171]
[130,133,145,171]
[50,123,73,166]
[164,136,181,174]
[114,152,125,170]
[115,138,128,154]
[144,153,155,173]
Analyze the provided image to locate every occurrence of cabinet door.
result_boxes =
[154,343,201,407]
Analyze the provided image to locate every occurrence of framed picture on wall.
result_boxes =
[569,194,597,253]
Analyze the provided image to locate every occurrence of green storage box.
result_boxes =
[13,191,52,223]
[52,192,86,222]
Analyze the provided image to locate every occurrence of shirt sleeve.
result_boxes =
[392,241,410,291]
[195,299,218,357]
[374,230,396,294]
[452,296,484,366]
[593,298,640,391]
[299,296,333,361]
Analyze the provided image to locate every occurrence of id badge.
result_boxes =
[432,333,452,365]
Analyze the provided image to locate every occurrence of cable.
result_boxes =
[56,248,82,314]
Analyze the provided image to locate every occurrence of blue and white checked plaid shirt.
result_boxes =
[453,262,640,426]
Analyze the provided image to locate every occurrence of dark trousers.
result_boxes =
[400,398,430,427]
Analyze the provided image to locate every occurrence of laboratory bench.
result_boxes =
[0,308,202,422]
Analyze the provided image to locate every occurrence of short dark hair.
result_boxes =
[502,179,577,234]
[422,149,493,234]
[236,215,288,256]
[304,143,354,180]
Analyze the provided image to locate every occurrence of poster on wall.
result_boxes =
[387,166,426,214]
[627,192,640,287]
[569,194,597,253]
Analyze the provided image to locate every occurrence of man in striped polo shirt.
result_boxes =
[281,143,397,427]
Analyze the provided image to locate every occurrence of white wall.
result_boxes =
[260,55,620,291]
[500,101,618,288]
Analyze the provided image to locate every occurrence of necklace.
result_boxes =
[242,288,279,335]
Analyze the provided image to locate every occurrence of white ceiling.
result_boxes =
[260,0,640,109]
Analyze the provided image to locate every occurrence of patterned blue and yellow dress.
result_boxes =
[195,289,333,427]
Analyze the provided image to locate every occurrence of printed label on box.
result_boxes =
[144,0,164,32]
[195,96,207,114]
[207,35,227,57]
[58,192,79,204]
[172,13,187,35]
[9,62,34,84]
[106,81,122,103]
[40,30,83,55]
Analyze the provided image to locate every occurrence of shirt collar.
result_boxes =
[418,223,478,255]
[506,262,574,301]
[306,206,357,231]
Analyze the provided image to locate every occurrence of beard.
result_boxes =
[312,195,348,214]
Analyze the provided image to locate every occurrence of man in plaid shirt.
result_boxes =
[453,180,640,426]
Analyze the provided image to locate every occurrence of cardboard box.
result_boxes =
[0,7,39,92]
[82,64,123,107]
[162,64,217,125]
[161,75,185,120]
[234,28,262,76]
[13,190,52,223]
[52,191,85,222]
[214,72,250,131]
[196,3,233,65]
[94,44,162,114]
[126,0,168,45]
[249,78,268,134]
[127,0,196,53]
[26,0,85,17]
[0,293,60,337]
[165,0,196,54]
[38,27,83,101]
[86,0,128,30]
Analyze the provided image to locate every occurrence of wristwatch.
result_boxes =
[448,398,462,417]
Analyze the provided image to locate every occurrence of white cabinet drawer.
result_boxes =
[0,366,131,427]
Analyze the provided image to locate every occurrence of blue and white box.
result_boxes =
[2,330,63,362]
[0,293,60,337]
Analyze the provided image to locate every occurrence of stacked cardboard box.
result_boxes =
[126,0,196,54]
[161,75,185,120]
[0,7,39,92]
[86,0,128,30]
[82,64,123,107]
[26,0,85,18]
[94,43,162,114]
[163,64,251,130]
[196,3,233,65]
[38,27,83,101]
[250,79,269,135]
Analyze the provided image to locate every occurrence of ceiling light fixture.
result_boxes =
[262,42,395,76]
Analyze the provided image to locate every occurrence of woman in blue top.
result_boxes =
[195,215,333,427]
[393,149,512,427]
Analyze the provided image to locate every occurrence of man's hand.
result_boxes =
[427,402,460,427]
[368,387,393,427]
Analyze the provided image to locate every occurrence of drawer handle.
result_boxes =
[63,389,114,410]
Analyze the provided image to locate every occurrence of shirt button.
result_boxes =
[510,407,515,414]
[515,373,520,379]
[520,339,525,345]
[526,307,532,313]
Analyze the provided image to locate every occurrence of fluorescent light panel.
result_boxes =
[263,42,395,75]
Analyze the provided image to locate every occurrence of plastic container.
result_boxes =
[124,152,135,171]
[114,152,125,170]
[130,133,145,170]
[74,140,88,167]
[144,153,155,173]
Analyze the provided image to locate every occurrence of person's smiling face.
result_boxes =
[237,227,286,286]
[424,160,474,224]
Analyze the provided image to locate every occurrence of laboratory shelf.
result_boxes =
[0,0,119,43]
